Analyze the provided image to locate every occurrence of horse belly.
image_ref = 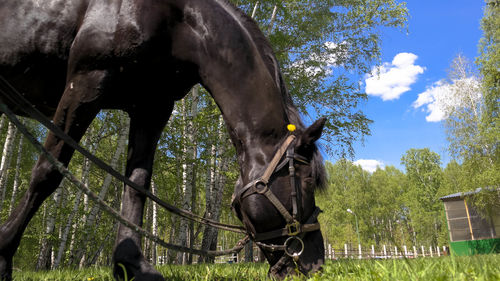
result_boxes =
[0,57,67,118]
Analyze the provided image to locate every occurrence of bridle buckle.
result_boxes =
[286,220,301,236]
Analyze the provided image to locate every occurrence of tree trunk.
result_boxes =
[53,131,96,268]
[36,186,63,270]
[198,115,228,263]
[55,188,83,268]
[150,181,158,265]
[166,165,182,263]
[267,5,278,35]
[73,114,129,267]
[245,241,253,262]
[8,130,24,215]
[176,86,199,265]
[198,135,218,263]
[0,121,17,212]
[0,115,6,136]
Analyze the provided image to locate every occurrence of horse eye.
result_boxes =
[304,177,314,186]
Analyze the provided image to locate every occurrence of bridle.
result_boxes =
[231,133,322,266]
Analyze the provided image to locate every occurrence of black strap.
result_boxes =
[287,144,299,221]
[255,207,322,243]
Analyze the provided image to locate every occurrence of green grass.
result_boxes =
[13,254,500,280]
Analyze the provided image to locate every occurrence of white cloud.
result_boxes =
[353,159,385,173]
[412,81,450,122]
[413,77,481,122]
[365,53,425,101]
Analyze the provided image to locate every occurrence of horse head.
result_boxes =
[232,117,327,279]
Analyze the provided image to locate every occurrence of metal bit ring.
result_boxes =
[284,236,304,258]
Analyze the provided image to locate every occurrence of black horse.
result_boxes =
[0,0,327,280]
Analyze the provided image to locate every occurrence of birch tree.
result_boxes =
[8,130,24,215]
[72,112,129,267]
[176,86,199,264]
[0,121,17,212]
[36,185,63,270]
[198,116,230,263]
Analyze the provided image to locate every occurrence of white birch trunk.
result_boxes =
[52,131,96,268]
[166,163,182,263]
[199,116,227,263]
[8,131,24,215]
[36,186,63,270]
[0,115,6,136]
[151,181,158,265]
[0,121,17,210]
[74,114,129,267]
[251,1,259,18]
[198,132,218,263]
[267,5,278,34]
[54,189,83,268]
[176,85,199,264]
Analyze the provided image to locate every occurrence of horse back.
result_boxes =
[0,0,89,115]
[0,0,89,64]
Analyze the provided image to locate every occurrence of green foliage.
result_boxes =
[318,148,469,249]
[401,148,444,246]
[477,0,500,121]
[470,0,500,215]
[439,0,500,216]
[234,0,408,156]
[316,160,409,248]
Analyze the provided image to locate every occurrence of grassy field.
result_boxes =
[14,254,500,280]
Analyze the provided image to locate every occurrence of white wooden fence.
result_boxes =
[158,243,450,264]
[325,243,450,259]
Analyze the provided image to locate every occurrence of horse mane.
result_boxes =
[222,1,327,190]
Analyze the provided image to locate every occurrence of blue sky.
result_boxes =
[349,0,485,173]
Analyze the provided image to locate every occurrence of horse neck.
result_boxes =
[209,67,290,163]
[200,54,291,177]
[172,0,294,178]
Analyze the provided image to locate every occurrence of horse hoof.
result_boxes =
[113,238,164,281]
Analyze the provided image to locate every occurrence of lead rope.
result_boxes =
[0,75,245,234]
[0,99,249,257]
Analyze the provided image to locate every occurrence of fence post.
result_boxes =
[345,244,348,258]
[421,246,425,257]
[413,246,417,258]
[332,248,335,259]
[437,246,440,257]
[383,245,387,259]
[371,245,375,258]
[394,246,398,258]
[358,244,362,259]
[429,246,433,257]
[328,244,332,259]
[404,245,408,257]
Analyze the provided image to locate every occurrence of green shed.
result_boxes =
[440,188,500,256]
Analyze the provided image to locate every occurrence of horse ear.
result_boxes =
[296,117,326,156]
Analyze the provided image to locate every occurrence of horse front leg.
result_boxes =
[0,72,102,280]
[113,109,170,281]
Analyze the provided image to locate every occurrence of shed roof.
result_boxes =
[439,187,500,201]
[439,188,483,201]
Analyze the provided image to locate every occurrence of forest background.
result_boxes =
[0,0,497,271]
